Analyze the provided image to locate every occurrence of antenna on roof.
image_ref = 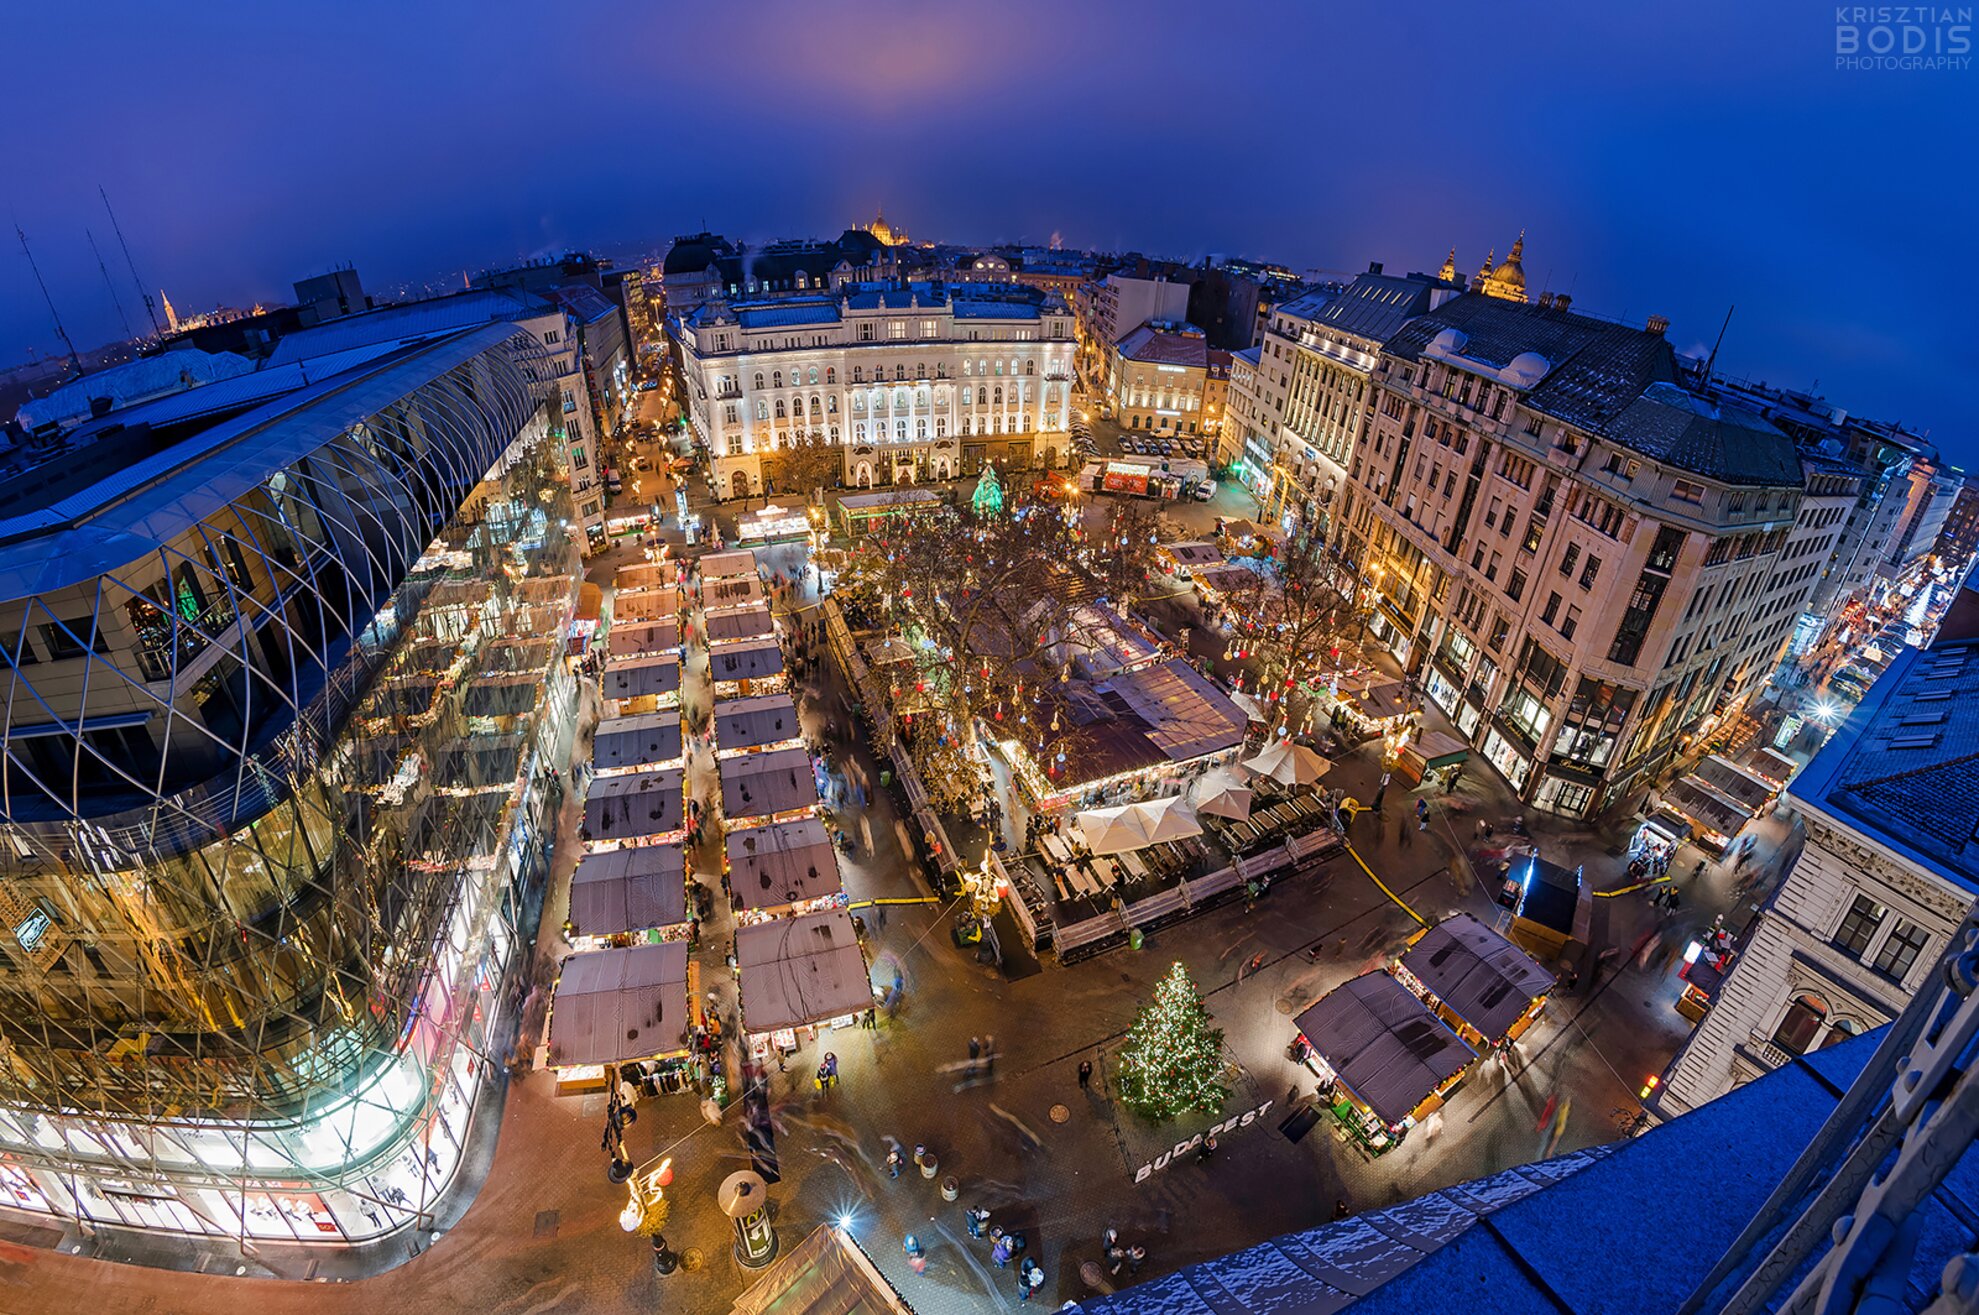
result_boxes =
[15,222,83,373]
[1702,305,1735,388]
[85,228,136,341]
[100,186,162,338]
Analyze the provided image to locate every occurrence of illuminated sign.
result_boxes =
[13,909,50,952]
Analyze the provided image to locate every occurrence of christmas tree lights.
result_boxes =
[1116,962,1229,1120]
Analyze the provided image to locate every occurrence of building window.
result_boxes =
[1541,592,1561,626]
[1832,894,1885,959]
[1561,605,1581,641]
[1772,993,1828,1056]
[1672,479,1705,505]
[1872,920,1930,984]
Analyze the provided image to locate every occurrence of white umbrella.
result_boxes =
[1196,779,1253,821]
[1077,804,1149,856]
[1131,797,1202,844]
[1242,741,1331,788]
[1229,690,1267,723]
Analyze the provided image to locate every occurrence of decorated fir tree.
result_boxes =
[1115,962,1229,1120]
[970,462,1005,518]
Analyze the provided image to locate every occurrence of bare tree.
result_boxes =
[762,432,842,504]
[1220,527,1362,735]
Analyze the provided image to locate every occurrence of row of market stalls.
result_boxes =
[1292,913,1556,1154]
[701,550,874,1070]
[547,556,698,1098]
[1633,752,1787,861]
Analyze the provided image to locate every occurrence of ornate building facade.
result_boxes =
[673,282,1076,498]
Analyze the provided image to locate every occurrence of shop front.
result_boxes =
[1479,726,1534,793]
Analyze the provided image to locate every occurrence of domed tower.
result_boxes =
[1478,231,1528,302]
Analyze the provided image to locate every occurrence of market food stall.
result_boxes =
[1676,924,1739,1024]
[710,639,788,698]
[700,550,763,582]
[603,654,681,713]
[833,488,943,538]
[616,560,679,592]
[1737,744,1799,789]
[545,942,692,1096]
[715,694,804,759]
[706,604,777,645]
[720,746,819,828]
[739,503,813,544]
[608,619,680,661]
[614,586,681,625]
[1397,730,1469,787]
[593,711,684,775]
[583,766,686,848]
[706,576,769,611]
[1661,776,1755,854]
[734,909,873,1066]
[1157,540,1224,578]
[1293,971,1475,1154]
[568,846,689,948]
[726,818,844,920]
[1394,913,1554,1051]
[1692,755,1779,816]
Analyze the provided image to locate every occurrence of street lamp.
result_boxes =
[619,1156,678,1275]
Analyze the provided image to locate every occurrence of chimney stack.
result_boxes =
[1367,261,1383,275]
[1646,313,1670,336]
[1536,292,1555,310]
[1553,293,1572,313]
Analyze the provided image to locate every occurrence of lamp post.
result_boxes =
[619,1156,677,1275]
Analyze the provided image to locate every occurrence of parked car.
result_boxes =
[1192,479,1218,502]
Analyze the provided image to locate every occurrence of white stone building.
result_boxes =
[1653,632,1979,1118]
[672,282,1076,499]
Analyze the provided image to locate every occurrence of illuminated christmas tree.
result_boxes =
[1116,962,1228,1120]
[970,462,1004,518]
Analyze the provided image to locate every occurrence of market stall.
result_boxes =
[1500,856,1591,965]
[613,586,680,625]
[1293,970,1475,1154]
[710,639,787,698]
[545,941,692,1095]
[615,560,678,592]
[734,909,873,1066]
[608,619,680,661]
[593,711,684,775]
[706,604,777,645]
[700,550,763,583]
[739,503,812,544]
[1397,730,1469,787]
[1737,744,1799,789]
[1394,913,1553,1051]
[1157,540,1224,578]
[706,576,769,611]
[715,694,803,758]
[726,817,843,919]
[583,766,686,848]
[833,488,943,538]
[1631,808,1693,867]
[1676,925,1739,1024]
[602,654,681,712]
[568,845,689,948]
[1692,754,1778,816]
[1661,776,1755,854]
[720,746,819,827]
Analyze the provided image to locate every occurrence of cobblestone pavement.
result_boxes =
[0,473,1786,1313]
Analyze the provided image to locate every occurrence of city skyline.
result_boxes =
[7,0,1976,458]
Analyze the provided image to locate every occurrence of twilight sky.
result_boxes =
[7,0,1977,458]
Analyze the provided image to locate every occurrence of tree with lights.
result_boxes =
[1115,962,1229,1121]
[1220,527,1369,737]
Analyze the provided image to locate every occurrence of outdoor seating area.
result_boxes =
[1029,819,1211,914]
[1204,791,1334,855]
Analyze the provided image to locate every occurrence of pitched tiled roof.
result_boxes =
[1118,323,1209,368]
[1311,273,1443,343]
[1598,382,1802,486]
[1384,293,1677,431]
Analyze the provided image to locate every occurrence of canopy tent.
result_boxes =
[734,910,873,1033]
[1243,740,1331,787]
[1398,913,1554,1047]
[547,942,690,1067]
[1229,689,1268,724]
[726,818,842,911]
[593,711,683,771]
[1194,773,1254,821]
[720,747,819,822]
[615,560,678,591]
[1294,971,1474,1126]
[714,694,802,754]
[613,586,680,623]
[1075,797,1203,855]
[585,767,685,843]
[710,639,785,684]
[569,845,687,936]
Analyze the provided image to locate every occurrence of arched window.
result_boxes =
[1773,994,1829,1056]
[756,400,769,421]
[774,371,784,388]
[962,360,972,377]
[917,419,927,437]
[994,386,1003,404]
[826,367,836,384]
[1025,360,1035,375]
[807,367,819,385]
[977,386,987,405]
[828,396,838,414]
[994,360,1005,376]
[895,419,907,439]
[852,365,864,383]
[1823,1017,1865,1048]
[774,401,786,419]
[915,362,926,379]
[754,372,765,391]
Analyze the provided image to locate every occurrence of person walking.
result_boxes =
[965,1206,990,1239]
[886,1146,904,1179]
[1018,1256,1045,1302]
[968,1036,982,1061]
[904,1233,927,1275]
[1077,1059,1093,1089]
[1416,798,1430,832]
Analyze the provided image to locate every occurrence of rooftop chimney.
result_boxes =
[1536,292,1555,310]
[1553,293,1572,313]
[1647,313,1670,336]
[1367,261,1383,275]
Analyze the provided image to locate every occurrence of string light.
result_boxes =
[1116,962,1229,1120]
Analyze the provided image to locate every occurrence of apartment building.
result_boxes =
[1106,322,1210,437]
[1654,630,1979,1118]
[673,281,1076,498]
[1076,272,1191,391]
[1337,293,1821,817]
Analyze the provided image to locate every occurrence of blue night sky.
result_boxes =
[8,0,1977,458]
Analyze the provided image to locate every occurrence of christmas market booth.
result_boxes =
[1676,923,1740,1024]
[699,549,763,582]
[720,746,820,828]
[710,639,788,699]
[583,766,686,847]
[714,694,804,759]
[603,654,682,713]
[567,845,689,950]
[1002,658,1246,813]
[726,817,844,921]
[570,582,603,658]
[1157,540,1225,578]
[706,576,769,612]
[706,603,777,645]
[1396,729,1469,788]
[1737,744,1799,789]
[608,618,680,661]
[1690,754,1779,816]
[734,909,874,1066]
[1192,562,1264,609]
[545,941,693,1096]
[729,1224,913,1315]
[1293,970,1475,1154]
[1660,775,1755,854]
[1394,913,1554,1052]
[833,487,944,538]
[614,586,681,625]
[593,711,684,775]
[616,560,679,592]
[738,502,811,545]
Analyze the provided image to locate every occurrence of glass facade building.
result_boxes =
[0,324,579,1244]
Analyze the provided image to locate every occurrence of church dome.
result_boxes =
[1488,232,1527,291]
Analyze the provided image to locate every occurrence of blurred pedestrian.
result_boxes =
[1078,1059,1093,1089]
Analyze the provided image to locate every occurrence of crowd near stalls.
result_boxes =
[697,550,873,1070]
[1292,913,1553,1153]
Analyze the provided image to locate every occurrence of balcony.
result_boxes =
[1741,1030,1792,1072]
